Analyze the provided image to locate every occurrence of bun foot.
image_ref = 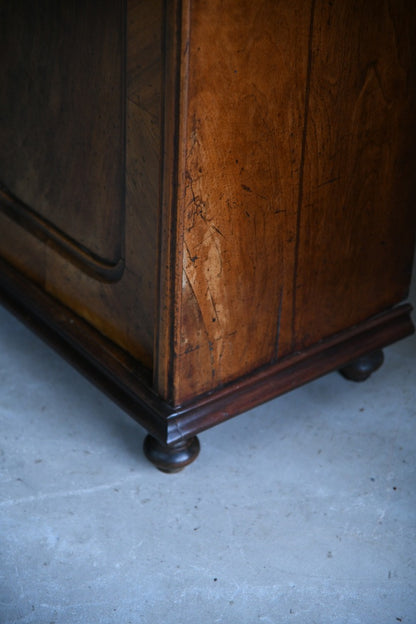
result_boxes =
[339,349,384,382]
[143,435,200,473]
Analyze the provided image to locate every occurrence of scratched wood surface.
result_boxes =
[0,0,162,368]
[160,0,416,405]
[161,0,313,404]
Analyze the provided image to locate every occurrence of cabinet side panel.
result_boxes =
[170,0,312,404]
[293,0,416,349]
[0,0,162,369]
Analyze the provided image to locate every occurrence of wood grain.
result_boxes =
[292,0,416,349]
[156,0,416,406]
[0,0,125,264]
[163,0,313,404]
[0,0,163,368]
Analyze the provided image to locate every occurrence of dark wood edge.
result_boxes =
[154,0,186,399]
[0,255,413,446]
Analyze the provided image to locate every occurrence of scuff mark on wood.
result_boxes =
[317,176,340,188]
[210,224,225,238]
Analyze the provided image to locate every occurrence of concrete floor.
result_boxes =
[0,276,415,624]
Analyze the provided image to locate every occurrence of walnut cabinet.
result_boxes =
[0,0,415,471]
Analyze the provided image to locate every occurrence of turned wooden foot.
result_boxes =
[339,349,384,382]
[143,435,200,473]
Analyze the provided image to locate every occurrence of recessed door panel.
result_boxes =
[0,0,125,277]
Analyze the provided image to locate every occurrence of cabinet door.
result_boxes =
[0,0,162,369]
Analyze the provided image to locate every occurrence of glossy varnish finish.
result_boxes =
[0,0,415,468]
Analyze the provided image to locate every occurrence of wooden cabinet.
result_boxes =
[1,1,415,471]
